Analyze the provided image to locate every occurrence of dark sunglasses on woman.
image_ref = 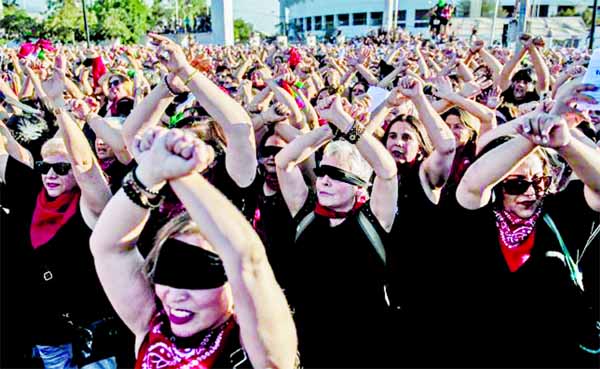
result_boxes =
[109,79,123,88]
[35,161,72,176]
[501,175,551,195]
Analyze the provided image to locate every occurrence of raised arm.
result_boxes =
[150,33,258,188]
[497,37,530,92]
[43,56,112,227]
[275,124,333,218]
[434,76,497,135]
[400,77,456,202]
[0,121,33,167]
[170,165,297,369]
[318,96,398,231]
[121,80,176,153]
[265,77,305,130]
[527,39,550,94]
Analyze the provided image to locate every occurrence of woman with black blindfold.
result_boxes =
[275,94,398,367]
[90,127,297,369]
[448,113,600,367]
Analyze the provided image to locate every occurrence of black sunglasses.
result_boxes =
[313,164,368,187]
[501,176,551,195]
[260,146,283,158]
[35,161,72,176]
[109,79,123,88]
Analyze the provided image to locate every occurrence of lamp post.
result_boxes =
[490,0,501,45]
[590,0,598,50]
[81,0,90,47]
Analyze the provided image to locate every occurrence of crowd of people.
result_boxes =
[0,26,599,369]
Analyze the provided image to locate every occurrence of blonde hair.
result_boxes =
[323,140,373,185]
[41,138,68,160]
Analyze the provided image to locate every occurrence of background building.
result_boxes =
[280,0,595,44]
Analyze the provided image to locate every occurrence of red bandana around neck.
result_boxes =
[314,196,367,219]
[494,207,542,272]
[30,189,81,249]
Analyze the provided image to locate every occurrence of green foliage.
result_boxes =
[557,7,578,17]
[43,0,97,43]
[234,18,253,43]
[182,0,208,19]
[92,0,151,44]
[0,2,39,39]
[481,0,508,18]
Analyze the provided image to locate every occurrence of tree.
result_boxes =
[234,18,253,43]
[0,2,39,40]
[557,7,578,17]
[43,0,97,43]
[92,0,151,44]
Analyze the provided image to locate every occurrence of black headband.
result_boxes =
[259,145,283,159]
[151,238,228,290]
[313,164,368,187]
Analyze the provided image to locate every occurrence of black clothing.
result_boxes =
[286,193,391,368]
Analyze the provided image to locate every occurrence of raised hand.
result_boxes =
[386,86,409,107]
[316,94,346,125]
[432,76,454,99]
[134,127,212,185]
[397,76,424,99]
[42,55,67,102]
[518,113,571,148]
[148,33,190,75]
[264,102,291,124]
[481,87,503,109]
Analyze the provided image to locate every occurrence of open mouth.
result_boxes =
[167,308,195,325]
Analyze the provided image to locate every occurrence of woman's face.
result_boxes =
[108,76,127,101]
[385,121,421,165]
[95,138,114,160]
[155,233,231,338]
[41,153,77,198]
[316,154,359,210]
[501,155,547,219]
[261,135,286,174]
[445,114,471,146]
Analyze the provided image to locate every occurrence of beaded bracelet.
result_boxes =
[132,168,161,196]
[122,171,163,209]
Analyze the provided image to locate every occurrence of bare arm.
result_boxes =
[87,114,132,164]
[479,48,503,81]
[0,121,33,167]
[355,64,379,86]
[497,44,528,92]
[528,44,550,94]
[275,125,333,217]
[558,133,600,211]
[55,108,112,227]
[121,82,175,156]
[171,173,297,369]
[457,135,535,209]
[265,78,305,130]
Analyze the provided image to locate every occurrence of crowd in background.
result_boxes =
[0,26,599,369]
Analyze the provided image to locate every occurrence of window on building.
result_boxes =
[338,13,349,26]
[537,5,548,17]
[557,6,575,15]
[315,16,322,30]
[397,10,406,21]
[306,17,312,31]
[353,12,367,25]
[502,6,515,17]
[325,14,334,29]
[414,9,429,28]
[296,18,304,32]
[398,22,406,29]
[371,12,383,26]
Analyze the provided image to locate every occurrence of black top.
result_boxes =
[286,193,392,368]
[437,181,598,367]
[499,88,540,121]
[2,157,118,345]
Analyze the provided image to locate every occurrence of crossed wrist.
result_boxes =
[134,166,166,192]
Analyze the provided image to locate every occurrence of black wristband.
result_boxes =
[343,120,365,144]
[164,75,184,97]
[328,123,343,141]
[132,167,161,196]
[122,172,163,209]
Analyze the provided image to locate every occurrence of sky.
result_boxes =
[18,0,281,35]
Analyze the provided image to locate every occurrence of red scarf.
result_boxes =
[494,208,542,272]
[135,311,236,369]
[30,189,80,249]
[314,196,367,219]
